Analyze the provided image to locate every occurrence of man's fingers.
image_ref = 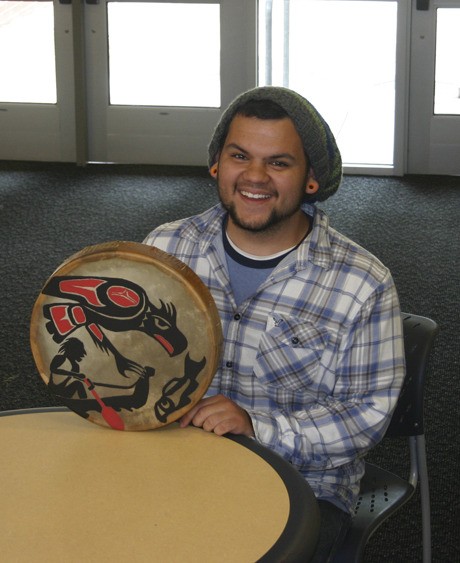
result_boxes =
[179,396,219,428]
[179,394,254,437]
[179,404,200,427]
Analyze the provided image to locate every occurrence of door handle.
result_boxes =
[59,0,100,3]
[416,0,429,10]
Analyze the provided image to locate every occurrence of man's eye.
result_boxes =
[232,153,247,160]
[271,160,288,168]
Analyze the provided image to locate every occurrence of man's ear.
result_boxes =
[209,163,218,178]
[305,170,319,195]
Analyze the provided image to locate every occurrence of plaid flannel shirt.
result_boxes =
[143,203,405,513]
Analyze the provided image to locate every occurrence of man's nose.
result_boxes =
[243,160,269,183]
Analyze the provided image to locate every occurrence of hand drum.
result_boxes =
[30,241,222,431]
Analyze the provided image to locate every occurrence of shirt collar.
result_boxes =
[298,204,333,270]
[198,203,333,271]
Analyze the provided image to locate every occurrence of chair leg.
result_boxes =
[414,435,432,563]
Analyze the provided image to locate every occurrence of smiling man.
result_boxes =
[143,86,405,562]
[215,111,317,248]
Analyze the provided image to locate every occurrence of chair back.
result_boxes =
[386,313,439,438]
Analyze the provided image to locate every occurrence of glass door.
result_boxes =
[85,0,256,165]
[258,0,409,175]
[0,1,75,161]
[0,0,256,165]
[2,0,457,173]
[407,0,460,174]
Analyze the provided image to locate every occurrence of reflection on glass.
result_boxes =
[0,1,56,103]
[108,2,220,108]
[258,0,397,167]
[434,9,460,115]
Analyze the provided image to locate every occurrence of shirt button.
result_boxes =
[226,361,233,368]
[291,337,300,345]
[234,313,241,321]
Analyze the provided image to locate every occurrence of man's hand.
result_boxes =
[179,394,255,437]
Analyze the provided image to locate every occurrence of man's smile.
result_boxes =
[239,190,272,200]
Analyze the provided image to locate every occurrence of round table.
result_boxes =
[0,408,319,562]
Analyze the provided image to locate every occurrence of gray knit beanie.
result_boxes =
[208,86,342,202]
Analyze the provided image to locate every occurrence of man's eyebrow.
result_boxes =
[225,143,248,154]
[269,153,296,161]
[224,143,296,161]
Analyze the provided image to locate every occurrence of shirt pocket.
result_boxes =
[254,314,330,400]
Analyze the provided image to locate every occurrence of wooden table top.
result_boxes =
[0,409,319,562]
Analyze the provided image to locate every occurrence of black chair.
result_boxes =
[335,313,439,563]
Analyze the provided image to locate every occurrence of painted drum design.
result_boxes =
[30,241,222,431]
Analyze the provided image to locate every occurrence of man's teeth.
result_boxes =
[241,191,270,200]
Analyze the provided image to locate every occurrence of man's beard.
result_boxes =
[219,188,305,234]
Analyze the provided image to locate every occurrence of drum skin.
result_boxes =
[30,241,223,431]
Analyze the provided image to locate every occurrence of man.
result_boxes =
[144,86,405,561]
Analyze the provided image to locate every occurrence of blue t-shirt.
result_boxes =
[223,229,292,306]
